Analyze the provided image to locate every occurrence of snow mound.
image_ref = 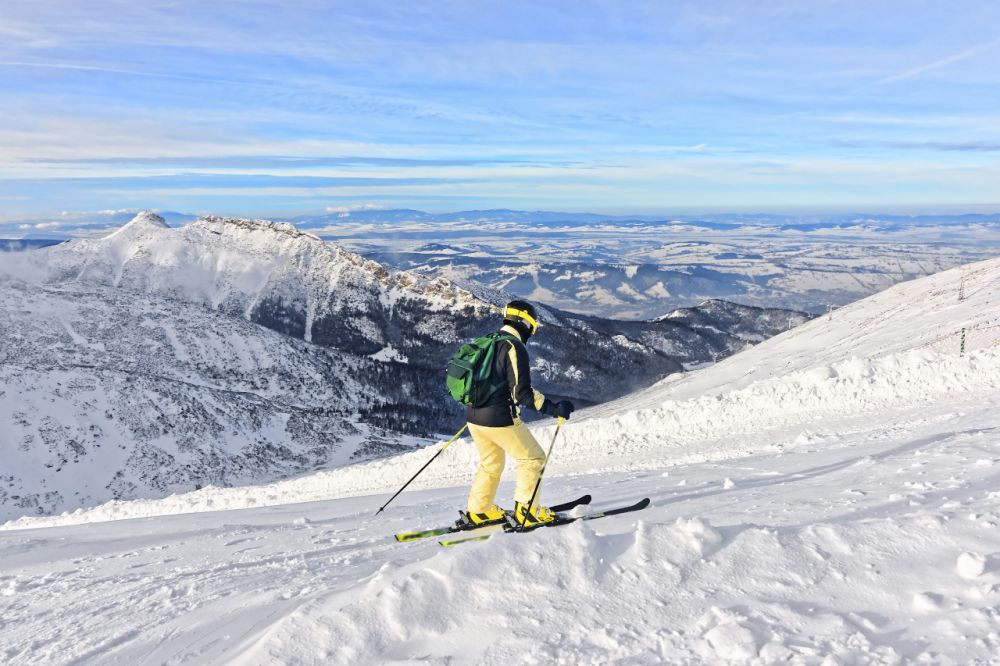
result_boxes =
[228,501,999,664]
[957,552,988,579]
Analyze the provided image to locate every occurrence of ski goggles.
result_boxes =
[502,305,539,334]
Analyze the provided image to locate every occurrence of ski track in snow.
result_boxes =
[2,255,1000,663]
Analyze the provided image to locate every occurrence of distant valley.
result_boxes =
[291,208,1000,318]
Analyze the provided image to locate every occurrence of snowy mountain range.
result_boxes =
[27,211,808,404]
[295,208,1000,318]
[7,207,999,319]
[3,246,998,664]
[0,212,806,520]
[288,207,1000,231]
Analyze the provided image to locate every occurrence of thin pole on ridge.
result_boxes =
[375,423,469,516]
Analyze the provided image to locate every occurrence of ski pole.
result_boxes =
[518,416,564,530]
[375,423,469,516]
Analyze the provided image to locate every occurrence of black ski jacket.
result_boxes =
[465,325,551,427]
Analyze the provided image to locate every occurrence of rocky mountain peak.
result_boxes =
[196,215,321,242]
[123,210,169,229]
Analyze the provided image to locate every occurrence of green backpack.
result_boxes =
[446,333,518,406]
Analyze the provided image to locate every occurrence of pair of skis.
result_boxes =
[393,494,592,543]
[394,495,650,547]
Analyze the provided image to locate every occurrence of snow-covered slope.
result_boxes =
[41,211,483,353]
[3,246,998,663]
[612,254,1000,407]
[0,280,422,521]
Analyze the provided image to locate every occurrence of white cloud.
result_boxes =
[877,37,1000,85]
[324,203,389,213]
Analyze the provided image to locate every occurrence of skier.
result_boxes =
[458,300,575,528]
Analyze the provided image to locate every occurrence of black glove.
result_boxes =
[542,399,575,420]
[555,400,575,419]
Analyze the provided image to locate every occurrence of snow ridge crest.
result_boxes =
[196,215,321,241]
[123,210,169,229]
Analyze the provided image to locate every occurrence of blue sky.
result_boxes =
[1,0,999,222]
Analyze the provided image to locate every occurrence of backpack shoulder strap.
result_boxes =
[487,333,519,358]
[473,332,518,348]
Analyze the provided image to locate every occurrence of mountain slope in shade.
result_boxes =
[0,280,423,521]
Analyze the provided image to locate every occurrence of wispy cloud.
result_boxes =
[0,60,250,86]
[816,113,1000,129]
[22,155,543,169]
[324,203,390,213]
[0,173,474,191]
[837,139,1000,152]
[876,37,1000,85]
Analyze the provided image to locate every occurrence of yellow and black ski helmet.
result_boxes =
[502,299,539,338]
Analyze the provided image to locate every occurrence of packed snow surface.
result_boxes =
[2,257,1000,663]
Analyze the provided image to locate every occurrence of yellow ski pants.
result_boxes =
[466,420,545,513]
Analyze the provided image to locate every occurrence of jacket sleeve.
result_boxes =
[504,339,547,411]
